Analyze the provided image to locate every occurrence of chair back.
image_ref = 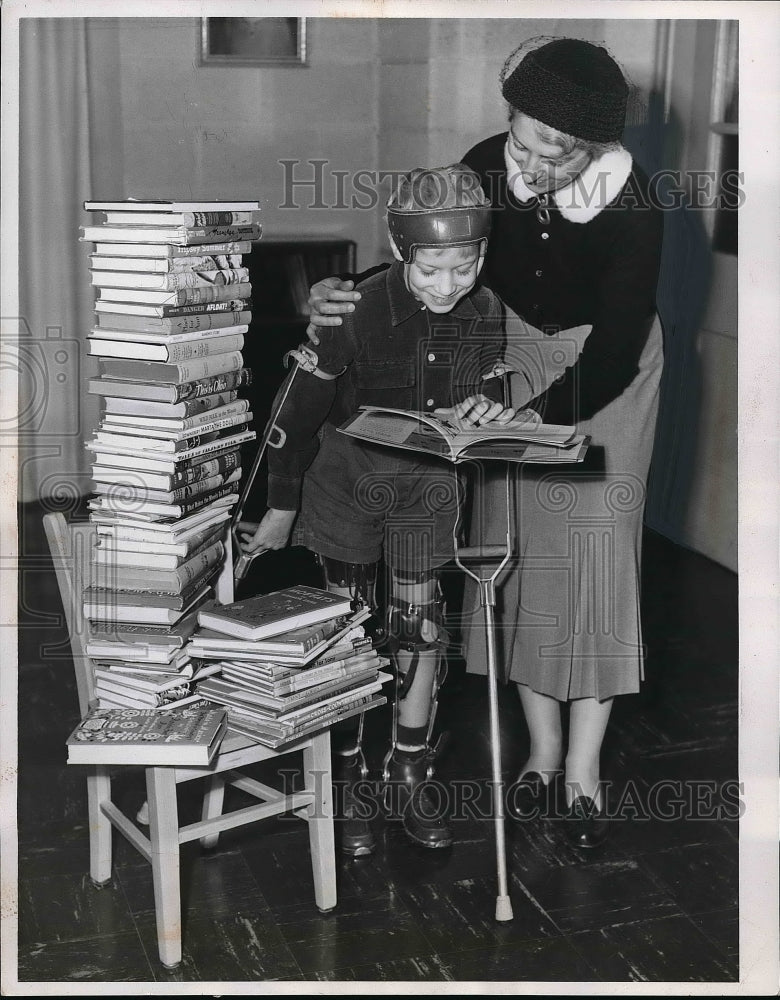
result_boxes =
[43,512,101,717]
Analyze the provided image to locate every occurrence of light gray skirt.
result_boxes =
[461,316,664,702]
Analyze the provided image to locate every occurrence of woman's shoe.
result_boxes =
[563,795,609,849]
[507,771,557,820]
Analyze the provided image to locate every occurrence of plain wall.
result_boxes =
[89,16,659,269]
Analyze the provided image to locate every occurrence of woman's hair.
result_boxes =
[505,108,622,161]
[388,162,489,213]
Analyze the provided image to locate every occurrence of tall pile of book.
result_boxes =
[79,200,261,710]
[186,585,391,748]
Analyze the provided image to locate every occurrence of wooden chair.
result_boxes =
[43,511,336,969]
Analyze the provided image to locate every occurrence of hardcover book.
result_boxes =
[66,703,227,765]
[89,252,246,273]
[188,610,371,664]
[337,406,588,465]
[94,297,252,318]
[87,367,253,402]
[92,240,253,259]
[225,691,388,750]
[87,333,245,363]
[84,199,262,213]
[95,309,251,333]
[102,391,241,419]
[197,585,355,641]
[96,282,252,306]
[89,267,249,289]
[98,350,244,385]
[100,211,261,228]
[81,222,263,245]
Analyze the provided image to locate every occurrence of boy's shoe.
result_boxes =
[333,749,376,857]
[383,747,453,849]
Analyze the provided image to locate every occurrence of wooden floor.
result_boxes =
[15,501,739,985]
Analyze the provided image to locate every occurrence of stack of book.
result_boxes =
[79,199,262,710]
[187,585,391,748]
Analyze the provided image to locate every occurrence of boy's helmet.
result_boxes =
[387,163,492,264]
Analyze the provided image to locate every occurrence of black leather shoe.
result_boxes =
[384,748,453,849]
[506,771,546,820]
[564,795,609,849]
[334,751,376,857]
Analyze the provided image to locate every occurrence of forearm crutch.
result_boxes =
[454,459,516,922]
[230,348,312,586]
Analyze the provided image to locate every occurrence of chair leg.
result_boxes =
[146,767,182,969]
[87,766,113,886]
[200,774,227,849]
[303,732,337,913]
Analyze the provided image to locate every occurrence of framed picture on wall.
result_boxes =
[200,17,308,67]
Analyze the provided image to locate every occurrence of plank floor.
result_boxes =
[14,500,739,985]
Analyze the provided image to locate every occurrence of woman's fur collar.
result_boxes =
[503,140,633,224]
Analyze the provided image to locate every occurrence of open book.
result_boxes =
[337,406,589,465]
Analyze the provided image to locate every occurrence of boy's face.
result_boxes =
[404,244,484,314]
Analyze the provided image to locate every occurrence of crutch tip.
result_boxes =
[495,895,513,922]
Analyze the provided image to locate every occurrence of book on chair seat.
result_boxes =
[66,703,227,765]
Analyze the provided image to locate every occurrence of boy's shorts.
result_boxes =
[296,423,461,573]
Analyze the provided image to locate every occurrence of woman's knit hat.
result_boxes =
[501,37,628,143]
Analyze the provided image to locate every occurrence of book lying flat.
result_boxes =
[102,391,240,419]
[84,199,262,213]
[189,608,370,660]
[92,241,253,259]
[225,693,387,750]
[86,640,187,664]
[95,297,252,318]
[197,585,354,642]
[89,267,249,289]
[198,664,382,716]
[66,703,227,765]
[337,406,588,465]
[87,333,245,362]
[87,367,252,402]
[81,222,263,245]
[96,282,252,306]
[100,211,261,228]
[95,309,251,333]
[94,682,201,711]
[83,582,214,625]
[90,252,246,274]
[99,350,244,384]
[88,611,200,646]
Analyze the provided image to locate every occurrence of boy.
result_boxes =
[240,164,517,854]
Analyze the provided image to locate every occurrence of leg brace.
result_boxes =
[383,569,450,780]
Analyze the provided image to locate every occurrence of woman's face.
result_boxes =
[507,112,592,195]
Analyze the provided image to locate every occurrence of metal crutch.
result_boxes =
[453,457,516,923]
[230,347,313,587]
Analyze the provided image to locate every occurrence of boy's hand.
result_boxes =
[238,509,297,556]
[306,277,361,344]
[435,394,518,428]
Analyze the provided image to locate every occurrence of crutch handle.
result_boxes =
[454,544,509,561]
[232,521,260,582]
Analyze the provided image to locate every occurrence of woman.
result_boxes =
[306,37,664,848]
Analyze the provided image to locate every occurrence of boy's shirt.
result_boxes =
[267,260,507,511]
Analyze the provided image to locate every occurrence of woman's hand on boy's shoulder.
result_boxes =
[306,277,362,344]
